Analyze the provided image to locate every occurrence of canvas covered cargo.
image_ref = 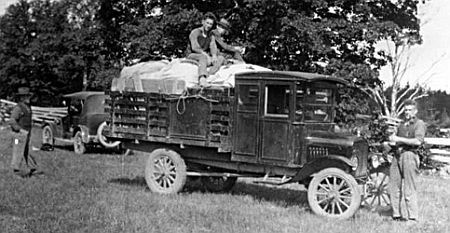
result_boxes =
[110,59,271,94]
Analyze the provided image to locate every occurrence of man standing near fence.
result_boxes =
[9,86,41,178]
[388,99,426,223]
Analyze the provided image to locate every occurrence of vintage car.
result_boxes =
[41,91,120,154]
[105,71,375,219]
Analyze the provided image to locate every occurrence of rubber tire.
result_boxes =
[200,176,237,192]
[97,121,121,148]
[307,168,361,219]
[145,149,187,194]
[73,131,86,155]
[42,125,54,146]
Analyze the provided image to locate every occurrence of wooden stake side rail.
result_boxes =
[106,90,234,152]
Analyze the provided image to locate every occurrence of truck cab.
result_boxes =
[232,71,367,178]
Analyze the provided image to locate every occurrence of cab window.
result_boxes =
[296,85,333,122]
[237,84,259,112]
[265,85,290,117]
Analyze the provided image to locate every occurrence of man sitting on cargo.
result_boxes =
[187,12,225,86]
[212,18,244,62]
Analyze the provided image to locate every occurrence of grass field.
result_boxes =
[0,127,449,233]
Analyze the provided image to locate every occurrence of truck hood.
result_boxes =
[305,130,363,147]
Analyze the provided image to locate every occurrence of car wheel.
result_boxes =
[73,131,86,154]
[42,125,54,146]
[200,176,237,192]
[308,168,361,219]
[145,149,186,194]
[362,164,390,211]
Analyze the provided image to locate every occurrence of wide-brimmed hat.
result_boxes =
[217,18,231,32]
[16,86,33,96]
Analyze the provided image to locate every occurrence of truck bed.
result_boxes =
[105,87,234,152]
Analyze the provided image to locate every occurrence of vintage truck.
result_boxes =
[105,70,374,219]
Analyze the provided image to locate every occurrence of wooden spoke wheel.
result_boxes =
[42,125,54,146]
[200,176,237,192]
[73,131,86,155]
[145,149,186,194]
[363,165,390,211]
[308,168,361,219]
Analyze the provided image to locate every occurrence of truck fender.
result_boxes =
[289,155,355,183]
[97,121,121,148]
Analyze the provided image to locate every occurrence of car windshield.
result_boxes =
[295,85,334,123]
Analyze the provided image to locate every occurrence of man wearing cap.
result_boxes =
[212,18,244,62]
[9,86,40,178]
[187,12,225,86]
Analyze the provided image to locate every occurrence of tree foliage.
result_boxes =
[0,0,422,111]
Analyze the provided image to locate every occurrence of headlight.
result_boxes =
[369,153,384,169]
[350,155,358,171]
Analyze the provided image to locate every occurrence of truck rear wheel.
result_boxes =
[201,176,237,192]
[145,149,187,194]
[307,168,361,219]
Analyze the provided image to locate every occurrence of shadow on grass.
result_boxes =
[231,182,308,208]
[360,205,392,217]
[109,176,147,187]
[108,176,308,208]
[49,144,125,155]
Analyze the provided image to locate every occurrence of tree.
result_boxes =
[1,0,424,112]
[362,0,445,118]
[0,0,111,104]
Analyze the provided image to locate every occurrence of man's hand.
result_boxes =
[389,134,399,143]
[234,46,245,54]
[211,55,218,64]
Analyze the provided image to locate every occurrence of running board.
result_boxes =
[252,175,292,185]
[186,171,257,177]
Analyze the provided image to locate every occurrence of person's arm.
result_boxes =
[209,35,219,63]
[215,35,239,53]
[9,105,25,133]
[189,29,208,56]
[389,120,426,146]
[210,35,218,56]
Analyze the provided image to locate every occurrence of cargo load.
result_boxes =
[110,59,271,94]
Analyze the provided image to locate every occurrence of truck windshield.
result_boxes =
[295,86,333,123]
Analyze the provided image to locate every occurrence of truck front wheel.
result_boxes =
[145,149,187,194]
[307,168,361,219]
[73,131,86,154]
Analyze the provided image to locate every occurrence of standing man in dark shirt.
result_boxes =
[388,99,426,222]
[9,86,40,177]
[187,12,225,86]
[212,18,244,62]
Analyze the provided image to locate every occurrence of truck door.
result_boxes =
[232,83,260,162]
[260,83,292,162]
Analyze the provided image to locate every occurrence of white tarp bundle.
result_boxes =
[111,59,271,94]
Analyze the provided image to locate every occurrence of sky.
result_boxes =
[378,0,450,92]
[1,0,449,91]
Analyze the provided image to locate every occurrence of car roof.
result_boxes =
[63,91,105,99]
[235,71,348,85]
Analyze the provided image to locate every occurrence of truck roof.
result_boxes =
[63,91,105,99]
[235,71,348,85]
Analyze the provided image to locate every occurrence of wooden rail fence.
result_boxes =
[0,99,67,126]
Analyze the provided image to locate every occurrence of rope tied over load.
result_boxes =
[173,89,219,115]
